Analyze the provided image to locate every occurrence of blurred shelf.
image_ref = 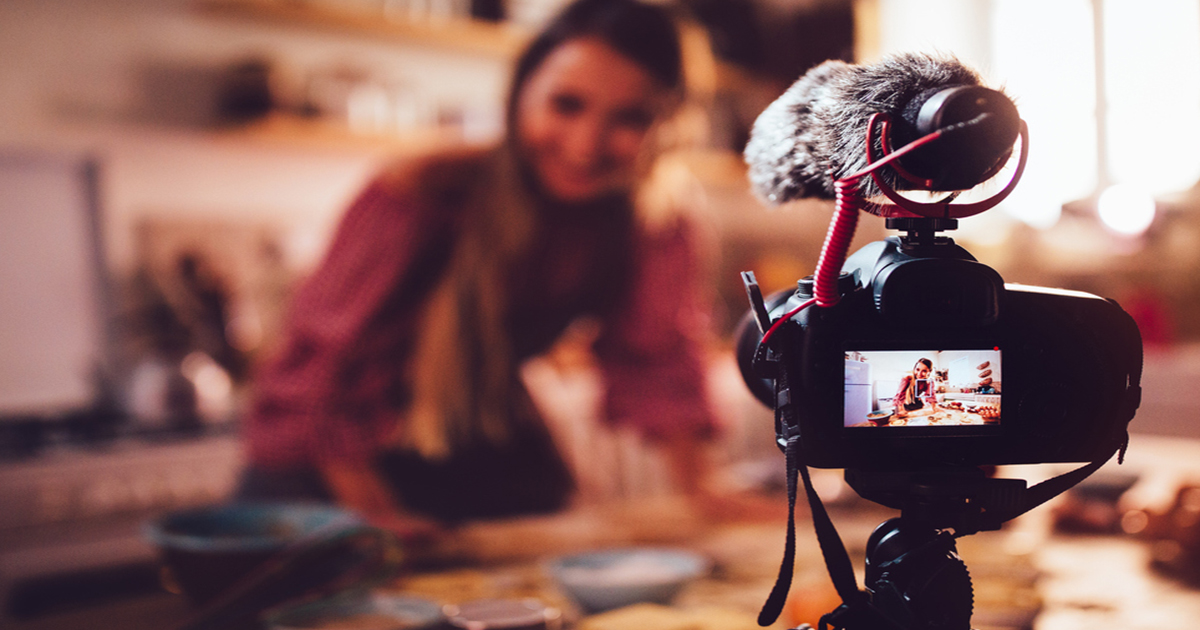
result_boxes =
[209,111,475,153]
[195,0,531,58]
[47,111,482,159]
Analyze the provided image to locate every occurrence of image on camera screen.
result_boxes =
[845,349,1001,428]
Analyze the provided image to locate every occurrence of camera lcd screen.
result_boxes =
[844,349,1001,428]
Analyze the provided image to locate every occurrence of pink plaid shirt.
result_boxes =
[244,177,717,469]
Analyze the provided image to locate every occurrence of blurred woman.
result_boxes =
[238,0,721,537]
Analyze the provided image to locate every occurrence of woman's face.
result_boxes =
[914,362,931,379]
[515,37,669,204]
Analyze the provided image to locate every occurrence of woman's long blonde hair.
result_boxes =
[400,0,696,459]
[403,147,537,459]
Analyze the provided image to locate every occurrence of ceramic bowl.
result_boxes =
[546,548,709,613]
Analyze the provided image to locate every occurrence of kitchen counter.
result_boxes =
[942,393,1003,404]
[9,434,1200,630]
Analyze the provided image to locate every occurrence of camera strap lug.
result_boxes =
[741,271,774,334]
[755,341,779,380]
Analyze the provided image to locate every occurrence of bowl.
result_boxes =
[444,598,562,630]
[865,411,892,423]
[546,548,709,613]
[265,592,443,630]
[144,503,363,605]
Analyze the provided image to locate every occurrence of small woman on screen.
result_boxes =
[894,358,940,418]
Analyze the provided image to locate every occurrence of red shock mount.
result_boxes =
[760,112,1029,345]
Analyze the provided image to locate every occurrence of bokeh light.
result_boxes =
[1097,183,1156,236]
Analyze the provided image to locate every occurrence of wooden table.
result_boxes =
[850,405,998,428]
[381,496,1043,630]
[13,435,1200,629]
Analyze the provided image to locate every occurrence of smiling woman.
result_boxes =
[516,38,667,203]
[238,0,721,537]
[507,0,684,204]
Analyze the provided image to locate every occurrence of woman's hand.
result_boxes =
[661,434,789,523]
[367,511,444,546]
[319,461,446,546]
[693,488,789,523]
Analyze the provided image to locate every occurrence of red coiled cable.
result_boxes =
[815,179,863,307]
[757,183,860,346]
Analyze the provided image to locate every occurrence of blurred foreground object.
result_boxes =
[547,548,709,614]
[1146,485,1200,585]
[264,592,443,630]
[145,503,400,629]
[576,602,770,630]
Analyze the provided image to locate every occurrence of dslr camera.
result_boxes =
[736,54,1142,474]
[738,53,1144,630]
[736,235,1142,472]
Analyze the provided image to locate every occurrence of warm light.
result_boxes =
[1097,184,1156,236]
[1000,188,1062,230]
[1120,509,1149,535]
[991,0,1097,230]
[347,84,392,135]
[181,351,234,421]
[1104,1,1200,194]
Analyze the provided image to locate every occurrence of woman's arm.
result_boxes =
[245,174,457,525]
[318,461,442,542]
[590,217,788,521]
[593,218,725,503]
[246,181,451,465]
[893,374,912,416]
[593,217,717,445]
[922,379,939,408]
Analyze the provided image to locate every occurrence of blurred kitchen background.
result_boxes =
[3,0,1200,626]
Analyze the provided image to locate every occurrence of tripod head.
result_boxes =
[858,518,974,630]
[812,469,1028,630]
[846,468,1025,536]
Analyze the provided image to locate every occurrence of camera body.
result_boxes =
[738,232,1142,471]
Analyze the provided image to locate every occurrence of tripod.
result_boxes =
[810,468,1029,630]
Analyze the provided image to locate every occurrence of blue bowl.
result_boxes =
[145,503,362,604]
[547,548,709,613]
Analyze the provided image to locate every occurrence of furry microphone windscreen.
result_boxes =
[744,53,986,205]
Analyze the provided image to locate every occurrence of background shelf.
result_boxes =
[196,0,531,58]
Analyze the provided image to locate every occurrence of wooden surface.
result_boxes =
[11,436,1200,629]
[850,405,997,428]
